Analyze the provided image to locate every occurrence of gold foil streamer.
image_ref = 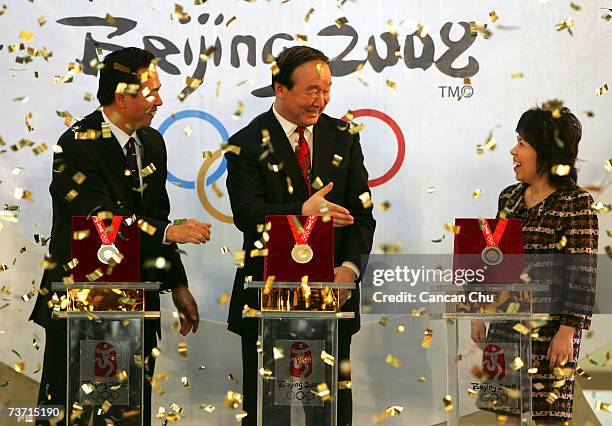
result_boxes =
[315,383,331,401]
[137,219,157,236]
[335,17,348,28]
[385,354,402,368]
[551,164,571,176]
[443,395,453,412]
[596,83,609,97]
[421,329,433,348]
[178,342,188,359]
[510,356,524,371]
[141,163,157,177]
[224,390,243,408]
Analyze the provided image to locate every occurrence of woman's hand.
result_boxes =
[547,325,575,369]
[471,319,487,344]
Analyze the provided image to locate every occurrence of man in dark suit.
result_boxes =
[225,46,375,425]
[30,47,211,425]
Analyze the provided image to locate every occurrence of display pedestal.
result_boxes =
[429,283,550,426]
[244,280,356,426]
[52,282,160,425]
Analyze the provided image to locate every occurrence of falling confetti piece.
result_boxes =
[596,83,609,96]
[551,164,571,176]
[421,329,433,348]
[335,17,348,28]
[385,354,402,368]
[489,11,499,23]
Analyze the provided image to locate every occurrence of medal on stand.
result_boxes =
[287,216,318,264]
[92,215,124,265]
[480,218,508,266]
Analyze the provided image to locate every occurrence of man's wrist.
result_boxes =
[558,325,575,335]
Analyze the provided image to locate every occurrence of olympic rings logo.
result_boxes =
[160,108,405,223]
[286,390,315,401]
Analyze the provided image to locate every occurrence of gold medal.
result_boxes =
[291,244,314,264]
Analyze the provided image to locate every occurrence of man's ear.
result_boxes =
[114,92,126,108]
[273,82,285,100]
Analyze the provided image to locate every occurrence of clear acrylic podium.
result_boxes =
[52,281,160,425]
[244,280,356,426]
[429,283,550,426]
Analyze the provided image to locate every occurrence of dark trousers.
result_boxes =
[241,333,353,426]
[36,326,157,426]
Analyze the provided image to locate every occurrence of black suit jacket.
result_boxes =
[29,110,187,338]
[225,108,376,337]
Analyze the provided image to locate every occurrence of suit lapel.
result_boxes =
[262,109,309,199]
[137,128,155,213]
[312,115,336,186]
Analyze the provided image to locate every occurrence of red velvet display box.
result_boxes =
[453,218,524,284]
[71,216,140,282]
[264,215,334,282]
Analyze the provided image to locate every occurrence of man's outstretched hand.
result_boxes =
[301,182,354,227]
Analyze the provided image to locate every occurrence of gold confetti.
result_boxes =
[200,404,215,413]
[32,143,48,155]
[235,411,248,421]
[183,125,193,136]
[555,18,574,35]
[296,34,308,43]
[306,176,322,191]
[596,83,609,97]
[546,390,560,404]
[576,367,591,380]
[570,2,583,11]
[386,79,397,92]
[62,258,79,271]
[171,4,190,23]
[178,342,188,359]
[443,395,453,412]
[510,356,524,371]
[137,219,157,236]
[335,17,348,28]
[595,401,612,412]
[331,154,343,167]
[222,143,241,156]
[378,315,389,326]
[14,362,25,373]
[84,268,103,282]
[338,380,352,389]
[378,201,391,211]
[443,223,461,235]
[555,235,567,250]
[551,164,571,176]
[489,11,499,23]
[421,329,433,348]
[273,347,284,359]
[513,323,529,335]
[321,350,335,366]
[286,177,294,195]
[417,376,427,383]
[395,324,405,333]
[224,390,243,409]
[226,16,237,27]
[141,163,157,177]
[181,376,190,387]
[305,8,315,22]
[315,383,331,401]
[385,354,402,368]
[217,291,230,307]
[101,123,112,139]
[71,172,86,185]
[472,189,482,199]
[359,192,373,209]
[511,72,524,79]
[74,129,101,140]
[19,30,34,41]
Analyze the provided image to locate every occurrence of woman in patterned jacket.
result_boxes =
[471,106,599,424]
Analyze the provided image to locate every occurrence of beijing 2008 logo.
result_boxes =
[159,109,405,223]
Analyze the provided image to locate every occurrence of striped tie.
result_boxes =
[295,126,312,196]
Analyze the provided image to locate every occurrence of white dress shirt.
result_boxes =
[271,104,360,279]
[100,108,172,243]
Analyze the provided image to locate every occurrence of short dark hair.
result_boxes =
[516,106,582,188]
[271,46,329,90]
[97,47,155,106]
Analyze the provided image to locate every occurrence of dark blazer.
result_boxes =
[225,108,376,337]
[29,110,187,338]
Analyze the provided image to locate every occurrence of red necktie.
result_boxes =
[295,126,312,196]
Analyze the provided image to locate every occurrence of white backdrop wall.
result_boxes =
[0,0,611,423]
